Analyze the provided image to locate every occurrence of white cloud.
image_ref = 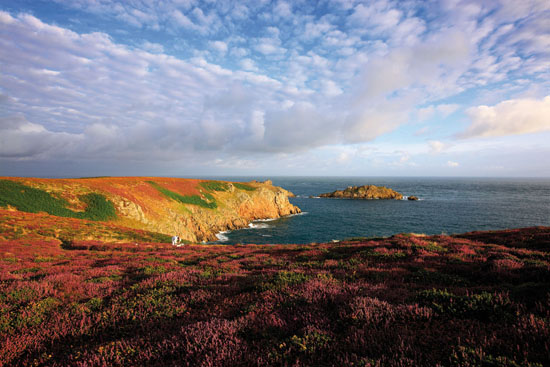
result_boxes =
[240,58,257,71]
[172,10,197,29]
[1,0,550,176]
[417,104,459,121]
[321,80,343,97]
[437,104,459,116]
[254,37,286,55]
[428,140,446,154]
[462,96,550,138]
[417,106,435,121]
[209,40,228,54]
[141,41,164,53]
[0,115,82,159]
[273,1,292,18]
[447,160,459,167]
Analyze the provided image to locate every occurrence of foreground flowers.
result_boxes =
[1,227,549,366]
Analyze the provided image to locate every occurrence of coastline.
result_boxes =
[211,211,309,243]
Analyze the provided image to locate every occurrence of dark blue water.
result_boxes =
[204,177,550,244]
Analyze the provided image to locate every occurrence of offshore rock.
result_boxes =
[408,196,419,201]
[319,185,403,200]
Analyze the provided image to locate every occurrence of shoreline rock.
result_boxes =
[319,185,403,200]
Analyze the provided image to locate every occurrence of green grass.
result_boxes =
[233,182,256,191]
[199,181,230,192]
[147,181,217,209]
[0,180,116,221]
[259,271,310,291]
[416,289,513,320]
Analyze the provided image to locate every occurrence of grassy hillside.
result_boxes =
[0,177,300,242]
[0,180,116,221]
[0,227,548,366]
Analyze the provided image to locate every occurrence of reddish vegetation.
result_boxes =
[0,176,299,242]
[0,176,205,207]
[1,227,549,366]
[151,178,204,197]
[0,209,170,244]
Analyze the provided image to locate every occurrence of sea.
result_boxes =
[203,177,550,245]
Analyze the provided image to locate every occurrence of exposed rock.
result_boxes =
[408,196,419,201]
[319,185,403,200]
[2,177,301,243]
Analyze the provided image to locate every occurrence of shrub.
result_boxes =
[147,181,217,209]
[450,346,543,367]
[199,181,230,192]
[416,289,513,320]
[0,180,116,221]
[259,271,309,291]
[233,182,256,191]
[79,193,117,220]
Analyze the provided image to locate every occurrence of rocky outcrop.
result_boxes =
[319,185,403,200]
[408,196,419,201]
[1,177,301,243]
[173,184,301,242]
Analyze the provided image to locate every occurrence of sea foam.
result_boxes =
[215,231,230,242]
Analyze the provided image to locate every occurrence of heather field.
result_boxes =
[1,227,549,366]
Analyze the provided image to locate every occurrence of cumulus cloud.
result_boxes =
[1,0,549,174]
[461,96,550,138]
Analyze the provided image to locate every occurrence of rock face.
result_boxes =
[1,177,301,243]
[177,184,301,242]
[319,185,403,200]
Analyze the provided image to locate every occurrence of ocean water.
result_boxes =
[206,177,550,245]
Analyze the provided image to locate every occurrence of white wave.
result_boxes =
[261,234,272,237]
[255,217,277,222]
[287,211,308,217]
[215,231,230,242]
[402,196,424,201]
[248,222,271,229]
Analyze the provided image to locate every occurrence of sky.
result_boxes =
[0,0,549,177]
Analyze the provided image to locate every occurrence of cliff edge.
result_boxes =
[0,177,301,242]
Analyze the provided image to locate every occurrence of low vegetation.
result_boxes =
[0,226,548,366]
[147,181,217,209]
[199,181,230,192]
[0,180,116,221]
[233,182,256,191]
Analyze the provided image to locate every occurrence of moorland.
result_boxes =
[0,177,548,366]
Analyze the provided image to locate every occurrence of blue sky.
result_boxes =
[1,0,549,177]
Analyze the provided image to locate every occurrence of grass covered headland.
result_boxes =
[147,181,218,209]
[0,226,548,366]
[0,179,116,221]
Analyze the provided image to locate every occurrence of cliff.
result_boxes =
[0,177,301,242]
[319,185,403,200]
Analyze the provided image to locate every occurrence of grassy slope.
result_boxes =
[0,177,268,242]
[0,227,548,366]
